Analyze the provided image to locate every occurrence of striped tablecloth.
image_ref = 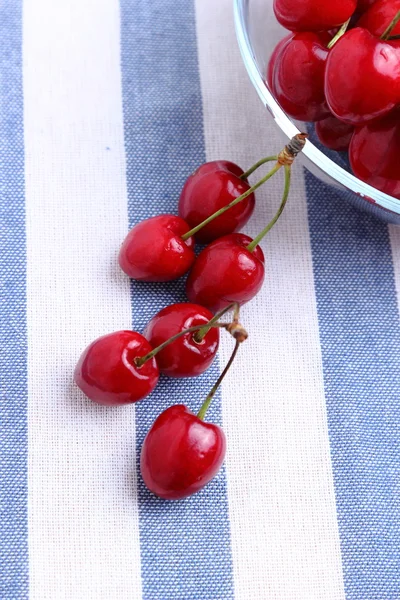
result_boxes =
[1,0,399,598]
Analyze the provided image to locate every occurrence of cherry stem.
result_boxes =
[381,10,400,40]
[246,164,291,253]
[327,18,351,49]
[389,34,400,39]
[135,323,226,367]
[239,156,278,180]
[181,161,280,241]
[197,340,240,421]
[193,302,240,343]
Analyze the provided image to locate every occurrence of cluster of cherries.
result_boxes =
[270,0,400,198]
[74,134,306,500]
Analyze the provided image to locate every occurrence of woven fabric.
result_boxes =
[1,0,400,598]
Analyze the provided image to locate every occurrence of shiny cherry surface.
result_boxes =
[325,28,400,125]
[140,405,226,500]
[74,330,159,406]
[178,161,255,244]
[315,115,354,151]
[118,214,195,282]
[358,0,400,36]
[273,0,357,31]
[349,111,400,198]
[186,233,265,312]
[143,303,219,378]
[272,32,330,122]
[266,34,292,90]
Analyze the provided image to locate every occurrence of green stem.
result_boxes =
[246,164,291,253]
[181,162,281,241]
[135,323,225,367]
[381,10,400,40]
[197,340,240,421]
[240,156,278,180]
[193,302,240,343]
[327,18,351,49]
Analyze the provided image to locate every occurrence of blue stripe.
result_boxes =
[306,173,400,599]
[119,1,234,598]
[0,1,28,598]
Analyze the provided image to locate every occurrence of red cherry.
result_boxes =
[118,214,195,282]
[140,405,226,500]
[358,0,400,36]
[266,34,292,90]
[315,114,355,150]
[272,32,330,122]
[273,0,357,31]
[143,303,219,378]
[74,331,159,406]
[357,0,377,11]
[186,233,265,312]
[349,110,400,198]
[325,28,400,125]
[178,161,255,244]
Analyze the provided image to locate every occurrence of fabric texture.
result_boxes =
[1,0,399,599]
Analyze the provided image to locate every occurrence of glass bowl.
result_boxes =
[233,0,400,224]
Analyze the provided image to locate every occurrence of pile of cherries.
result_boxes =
[269,0,400,199]
[74,135,306,500]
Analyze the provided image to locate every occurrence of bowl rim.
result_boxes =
[233,0,400,215]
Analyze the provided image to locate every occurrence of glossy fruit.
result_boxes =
[272,32,330,122]
[357,0,377,11]
[315,115,355,150]
[141,405,226,499]
[74,330,159,405]
[266,34,292,90]
[178,161,255,244]
[349,111,400,198]
[358,0,400,36]
[119,214,195,282]
[273,0,357,31]
[186,233,265,312]
[325,28,400,125]
[143,303,219,378]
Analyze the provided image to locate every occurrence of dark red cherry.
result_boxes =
[140,405,226,500]
[143,303,219,378]
[74,331,159,406]
[186,233,265,313]
[325,28,400,125]
[357,0,377,11]
[315,115,355,150]
[178,161,255,244]
[272,32,330,122]
[273,0,357,31]
[266,34,292,90]
[118,214,195,282]
[349,110,400,198]
[358,0,400,36]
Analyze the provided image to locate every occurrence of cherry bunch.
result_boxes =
[74,134,306,500]
[270,0,400,199]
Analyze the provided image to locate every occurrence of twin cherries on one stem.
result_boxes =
[74,134,307,500]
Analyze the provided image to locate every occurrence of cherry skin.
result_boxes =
[272,32,330,122]
[273,0,357,31]
[143,303,219,378]
[357,0,377,11]
[118,214,195,282]
[186,233,265,313]
[266,34,292,90]
[74,330,159,406]
[349,110,400,199]
[315,115,354,151]
[325,28,400,125]
[178,161,255,244]
[358,0,400,37]
[140,405,226,500]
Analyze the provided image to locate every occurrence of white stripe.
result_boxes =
[195,1,346,598]
[389,226,400,307]
[23,0,142,597]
